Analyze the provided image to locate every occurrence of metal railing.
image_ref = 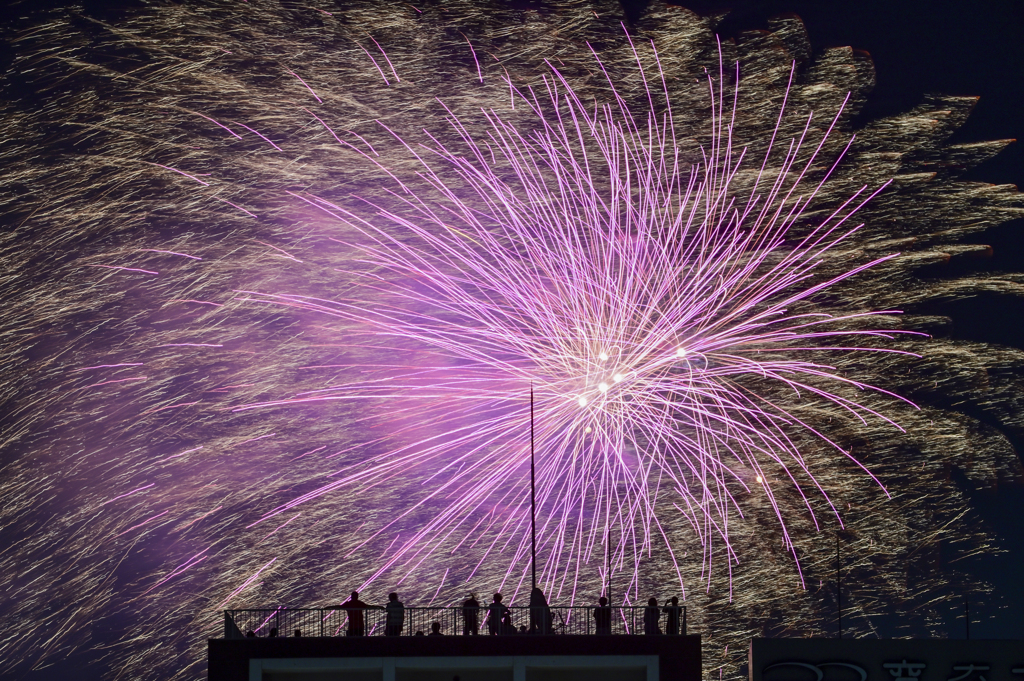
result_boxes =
[225,605,686,638]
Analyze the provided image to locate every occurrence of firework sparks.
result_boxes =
[0,2,1021,680]
[234,43,919,600]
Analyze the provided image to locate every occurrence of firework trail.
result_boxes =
[0,2,1021,680]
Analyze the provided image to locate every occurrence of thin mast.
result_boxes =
[606,538,610,602]
[531,384,537,594]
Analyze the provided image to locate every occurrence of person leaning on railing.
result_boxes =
[338,591,381,637]
[662,596,682,635]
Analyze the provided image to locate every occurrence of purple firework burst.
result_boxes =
[235,39,916,600]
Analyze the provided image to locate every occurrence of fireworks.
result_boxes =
[237,43,913,595]
[0,2,1021,680]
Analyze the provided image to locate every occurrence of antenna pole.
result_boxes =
[837,535,842,640]
[530,384,537,594]
[605,536,610,603]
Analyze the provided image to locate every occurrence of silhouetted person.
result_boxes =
[246,630,256,638]
[462,593,480,635]
[518,625,528,634]
[502,611,517,635]
[643,597,660,635]
[385,592,405,636]
[294,629,302,637]
[339,590,376,636]
[428,621,443,636]
[415,630,425,636]
[487,594,508,636]
[594,596,611,635]
[529,587,553,634]
[269,627,278,638]
[663,596,681,635]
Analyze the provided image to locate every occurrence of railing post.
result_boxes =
[682,606,687,636]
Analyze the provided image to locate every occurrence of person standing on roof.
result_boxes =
[385,592,405,636]
[643,597,661,635]
[462,593,480,635]
[663,596,682,635]
[594,596,612,635]
[529,587,553,634]
[487,593,508,636]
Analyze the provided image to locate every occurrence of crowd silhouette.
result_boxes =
[312,589,683,636]
[237,589,684,638]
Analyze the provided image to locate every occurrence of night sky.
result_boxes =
[0,0,1021,678]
